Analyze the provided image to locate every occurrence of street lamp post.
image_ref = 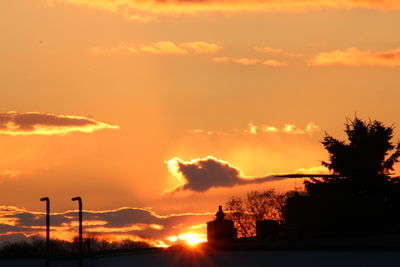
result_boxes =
[40,197,50,267]
[72,196,83,267]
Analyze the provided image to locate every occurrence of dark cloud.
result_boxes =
[0,224,36,233]
[0,111,118,135]
[166,156,286,193]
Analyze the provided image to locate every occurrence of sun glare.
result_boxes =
[168,233,207,246]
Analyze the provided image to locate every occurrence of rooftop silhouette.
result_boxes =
[207,206,237,245]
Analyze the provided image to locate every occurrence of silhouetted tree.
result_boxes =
[304,117,400,196]
[225,190,286,238]
[316,118,399,189]
[285,117,400,239]
[325,118,399,174]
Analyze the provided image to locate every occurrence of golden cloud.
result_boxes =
[49,0,400,21]
[213,56,286,66]
[0,112,119,136]
[188,122,320,136]
[139,41,189,55]
[254,47,284,54]
[213,57,261,65]
[233,58,261,65]
[255,46,305,58]
[309,47,400,66]
[180,42,223,54]
[92,41,222,55]
[245,122,320,135]
[262,59,287,66]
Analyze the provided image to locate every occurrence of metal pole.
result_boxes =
[40,197,50,267]
[72,197,82,267]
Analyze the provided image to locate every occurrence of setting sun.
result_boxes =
[168,233,207,246]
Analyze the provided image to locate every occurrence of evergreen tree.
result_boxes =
[285,117,400,238]
[327,118,398,179]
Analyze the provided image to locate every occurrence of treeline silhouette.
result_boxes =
[0,235,151,259]
[227,117,400,240]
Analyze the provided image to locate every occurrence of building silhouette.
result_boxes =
[207,206,237,244]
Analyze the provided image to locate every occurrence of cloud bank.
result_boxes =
[50,0,400,22]
[309,47,400,66]
[166,156,287,193]
[0,206,212,247]
[0,112,119,136]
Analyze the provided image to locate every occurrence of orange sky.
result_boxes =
[1,0,400,246]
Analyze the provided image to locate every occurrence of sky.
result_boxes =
[1,0,400,247]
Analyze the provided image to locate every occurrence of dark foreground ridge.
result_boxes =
[3,244,400,267]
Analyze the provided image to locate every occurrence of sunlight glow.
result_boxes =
[168,233,207,246]
[178,233,207,246]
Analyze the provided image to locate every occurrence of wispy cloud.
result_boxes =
[213,57,286,66]
[139,41,189,55]
[309,47,400,66]
[91,43,138,54]
[254,47,284,54]
[0,170,21,180]
[231,57,261,65]
[254,46,304,57]
[166,156,287,193]
[262,59,287,66]
[0,112,119,136]
[189,122,320,136]
[247,122,320,135]
[180,42,223,54]
[92,41,222,55]
[49,0,400,21]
